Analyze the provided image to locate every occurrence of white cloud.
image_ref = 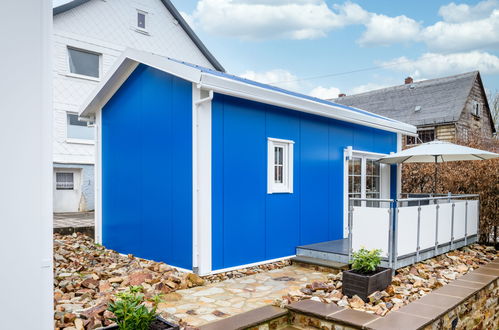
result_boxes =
[381,51,499,78]
[359,14,421,46]
[349,82,389,95]
[190,0,369,40]
[240,69,301,91]
[422,9,499,52]
[186,0,499,51]
[309,86,341,99]
[438,0,498,23]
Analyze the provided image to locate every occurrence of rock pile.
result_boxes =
[53,233,205,330]
[277,244,498,316]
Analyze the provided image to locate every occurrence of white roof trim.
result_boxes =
[80,49,417,135]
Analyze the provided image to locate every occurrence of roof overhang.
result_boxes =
[80,49,417,136]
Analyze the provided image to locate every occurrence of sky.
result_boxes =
[168,0,499,99]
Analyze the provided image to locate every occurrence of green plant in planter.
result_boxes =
[108,286,163,330]
[351,248,382,273]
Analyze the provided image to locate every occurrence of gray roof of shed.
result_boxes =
[333,71,479,127]
[53,0,225,72]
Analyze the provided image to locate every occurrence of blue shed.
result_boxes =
[80,49,417,275]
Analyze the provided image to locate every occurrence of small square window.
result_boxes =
[268,138,294,194]
[137,11,147,30]
[418,129,435,143]
[67,113,94,140]
[68,47,100,78]
[56,172,74,190]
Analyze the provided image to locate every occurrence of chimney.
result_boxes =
[404,77,413,84]
[338,93,346,97]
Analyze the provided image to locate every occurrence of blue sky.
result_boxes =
[171,0,499,99]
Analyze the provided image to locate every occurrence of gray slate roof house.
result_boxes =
[333,71,496,144]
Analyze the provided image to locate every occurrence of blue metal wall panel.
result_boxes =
[102,64,192,270]
[221,97,267,268]
[265,107,301,260]
[299,114,330,245]
[212,95,398,270]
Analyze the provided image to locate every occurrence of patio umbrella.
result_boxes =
[379,140,499,193]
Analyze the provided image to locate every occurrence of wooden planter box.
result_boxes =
[342,267,392,302]
[98,316,179,330]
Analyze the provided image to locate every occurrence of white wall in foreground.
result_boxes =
[0,1,53,329]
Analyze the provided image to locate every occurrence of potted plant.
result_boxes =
[100,286,179,330]
[342,248,392,302]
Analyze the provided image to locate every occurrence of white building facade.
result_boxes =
[52,0,223,212]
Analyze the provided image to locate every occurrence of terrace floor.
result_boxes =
[157,265,328,327]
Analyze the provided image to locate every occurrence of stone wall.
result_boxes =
[285,260,499,330]
[425,278,498,330]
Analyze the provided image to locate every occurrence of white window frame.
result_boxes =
[66,112,95,144]
[343,148,391,237]
[472,100,481,118]
[267,138,294,194]
[55,172,74,190]
[136,9,149,34]
[66,46,102,81]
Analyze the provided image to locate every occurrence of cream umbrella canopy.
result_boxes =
[379,140,499,193]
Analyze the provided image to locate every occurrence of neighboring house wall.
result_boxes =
[53,0,217,212]
[457,78,495,142]
[436,124,456,142]
[53,163,94,212]
[101,65,193,270]
[211,94,398,270]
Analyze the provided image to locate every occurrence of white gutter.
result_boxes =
[198,74,417,136]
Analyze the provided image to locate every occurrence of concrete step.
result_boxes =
[291,255,349,270]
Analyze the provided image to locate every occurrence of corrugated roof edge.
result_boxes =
[52,0,225,72]
[79,49,417,136]
[168,58,400,123]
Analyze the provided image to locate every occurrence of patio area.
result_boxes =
[297,193,480,269]
[156,265,328,327]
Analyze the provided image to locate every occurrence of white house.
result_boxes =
[52,0,223,212]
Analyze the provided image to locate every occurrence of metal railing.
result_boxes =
[348,193,480,270]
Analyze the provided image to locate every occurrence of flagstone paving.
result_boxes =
[157,265,328,327]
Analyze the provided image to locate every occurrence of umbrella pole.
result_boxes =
[433,155,437,194]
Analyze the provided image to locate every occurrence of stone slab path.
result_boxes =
[157,265,328,327]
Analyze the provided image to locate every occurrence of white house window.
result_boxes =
[347,154,382,207]
[348,157,362,206]
[56,172,74,190]
[137,11,147,29]
[268,138,294,194]
[472,100,481,118]
[68,47,100,78]
[67,113,94,140]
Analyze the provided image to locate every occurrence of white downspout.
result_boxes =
[192,88,213,274]
[194,89,214,106]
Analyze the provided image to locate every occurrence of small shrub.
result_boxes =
[351,248,382,273]
[108,286,163,330]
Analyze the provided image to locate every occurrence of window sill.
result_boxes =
[133,27,150,35]
[66,138,95,145]
[65,72,100,82]
[267,190,293,194]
